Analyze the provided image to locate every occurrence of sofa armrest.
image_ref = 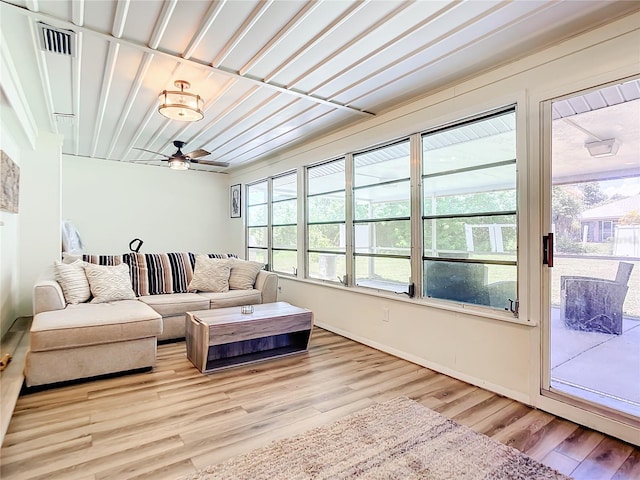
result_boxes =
[255,270,278,304]
[33,281,66,315]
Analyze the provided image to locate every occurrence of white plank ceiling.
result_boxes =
[1,0,638,172]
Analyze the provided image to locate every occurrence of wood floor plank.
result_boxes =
[571,437,634,480]
[612,449,640,480]
[1,326,638,480]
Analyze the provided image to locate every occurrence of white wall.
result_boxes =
[62,156,234,255]
[229,14,640,444]
[17,132,63,316]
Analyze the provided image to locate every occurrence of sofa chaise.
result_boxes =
[27,252,278,387]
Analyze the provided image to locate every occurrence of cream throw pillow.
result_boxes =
[229,259,264,290]
[54,260,91,304]
[83,263,136,303]
[188,256,231,293]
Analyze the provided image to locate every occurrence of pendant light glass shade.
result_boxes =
[169,158,190,170]
[158,80,204,122]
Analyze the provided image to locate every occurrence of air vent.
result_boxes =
[37,23,76,57]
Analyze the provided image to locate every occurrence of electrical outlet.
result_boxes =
[382,307,389,322]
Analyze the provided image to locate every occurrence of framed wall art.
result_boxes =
[0,150,20,214]
[230,184,241,218]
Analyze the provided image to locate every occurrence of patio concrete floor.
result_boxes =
[550,308,640,417]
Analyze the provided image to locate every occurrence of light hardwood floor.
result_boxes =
[1,327,638,479]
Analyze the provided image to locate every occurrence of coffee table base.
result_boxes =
[186,302,313,373]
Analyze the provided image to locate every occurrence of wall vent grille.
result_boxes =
[37,23,75,57]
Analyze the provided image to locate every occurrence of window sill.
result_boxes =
[278,275,536,327]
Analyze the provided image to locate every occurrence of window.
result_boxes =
[271,172,298,275]
[306,159,346,282]
[247,181,268,265]
[422,108,517,310]
[251,105,519,317]
[353,140,411,293]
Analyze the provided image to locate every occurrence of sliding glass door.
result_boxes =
[544,78,640,420]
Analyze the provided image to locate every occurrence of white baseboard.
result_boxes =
[315,320,531,405]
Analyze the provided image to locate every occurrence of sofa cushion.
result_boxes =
[30,300,162,351]
[229,259,265,290]
[138,293,209,317]
[83,263,137,303]
[54,260,91,304]
[188,256,231,293]
[197,289,262,308]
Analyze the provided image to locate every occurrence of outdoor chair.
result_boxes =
[560,262,634,335]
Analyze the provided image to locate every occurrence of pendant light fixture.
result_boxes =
[158,80,204,122]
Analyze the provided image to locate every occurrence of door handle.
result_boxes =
[542,233,554,267]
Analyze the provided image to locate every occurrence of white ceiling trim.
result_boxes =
[148,0,177,50]
[263,0,368,84]
[307,1,462,97]
[200,91,282,149]
[2,2,374,118]
[25,0,38,12]
[332,0,512,106]
[239,0,320,77]
[27,19,56,134]
[183,0,227,60]
[185,86,263,149]
[212,0,274,68]
[105,52,153,160]
[90,42,119,157]
[287,0,414,89]
[122,62,185,160]
[233,106,335,166]
[212,97,303,156]
[72,31,82,155]
[112,0,130,39]
[0,31,37,148]
[71,0,83,27]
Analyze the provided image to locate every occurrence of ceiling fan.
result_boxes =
[132,140,229,170]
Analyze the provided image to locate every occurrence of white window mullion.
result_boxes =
[410,132,423,298]
[344,152,354,285]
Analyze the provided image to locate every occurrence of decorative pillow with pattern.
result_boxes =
[83,263,136,303]
[54,260,91,304]
[229,258,264,290]
[188,255,231,293]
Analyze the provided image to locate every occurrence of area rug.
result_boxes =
[180,396,571,480]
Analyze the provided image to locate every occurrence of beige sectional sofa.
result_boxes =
[27,252,278,387]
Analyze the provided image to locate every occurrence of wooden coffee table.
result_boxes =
[185,302,313,373]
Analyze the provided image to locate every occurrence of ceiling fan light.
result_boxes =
[158,80,204,122]
[169,158,189,170]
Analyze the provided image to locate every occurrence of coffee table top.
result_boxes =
[189,301,311,326]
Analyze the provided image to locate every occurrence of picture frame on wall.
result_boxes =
[230,184,241,218]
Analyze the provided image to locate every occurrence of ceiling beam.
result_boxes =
[0,31,37,148]
[182,0,227,60]
[0,1,374,118]
[239,1,320,76]
[211,0,274,68]
[263,0,369,84]
[91,42,119,157]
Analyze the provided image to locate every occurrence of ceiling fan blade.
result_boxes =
[185,148,210,159]
[191,159,230,167]
[132,147,172,159]
[129,158,169,162]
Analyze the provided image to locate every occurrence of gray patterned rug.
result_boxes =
[180,396,571,480]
